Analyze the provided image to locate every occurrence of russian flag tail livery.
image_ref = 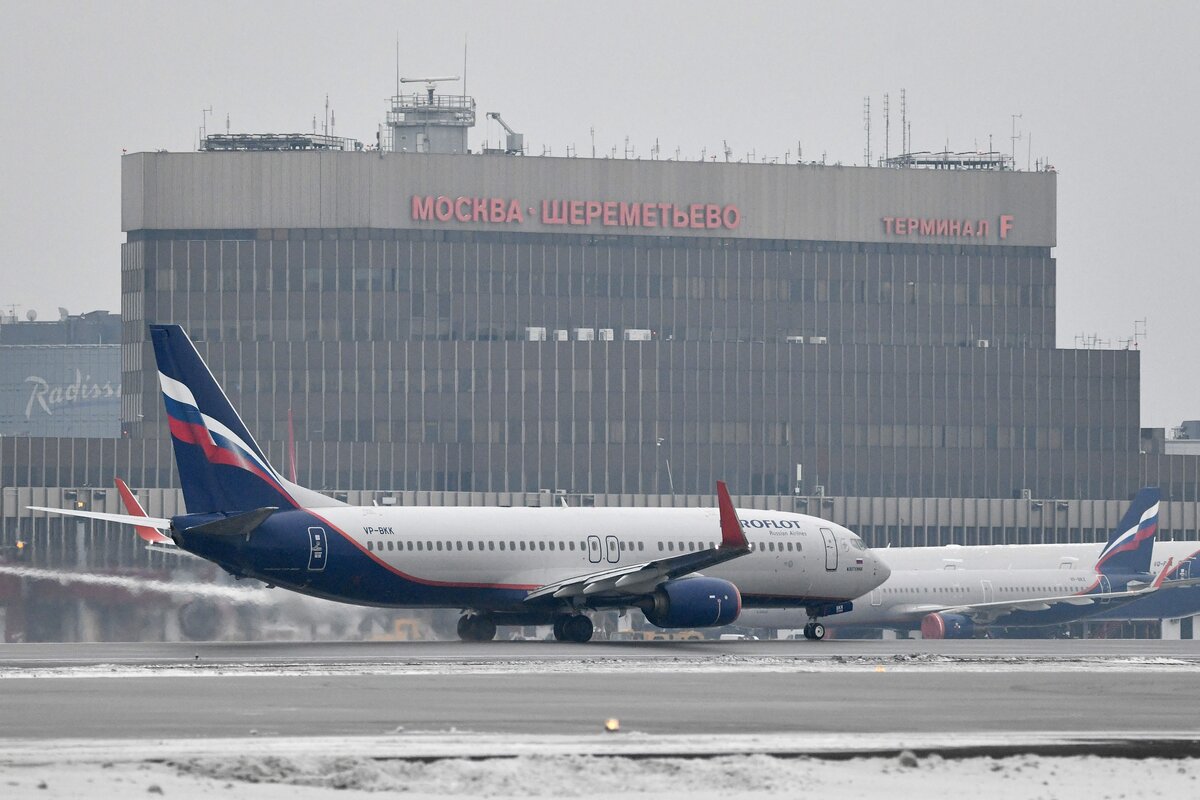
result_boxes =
[1095,486,1161,576]
[149,324,299,514]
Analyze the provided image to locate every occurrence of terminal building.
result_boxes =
[2,83,1200,641]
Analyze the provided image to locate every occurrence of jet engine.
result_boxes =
[920,612,976,640]
[641,577,742,629]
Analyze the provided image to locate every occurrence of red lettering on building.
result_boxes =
[414,195,741,230]
[603,201,618,226]
[999,214,1014,239]
[882,214,1016,241]
[618,203,641,227]
[723,205,740,229]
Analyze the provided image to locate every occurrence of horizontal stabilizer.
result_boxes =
[181,507,277,538]
[28,506,172,530]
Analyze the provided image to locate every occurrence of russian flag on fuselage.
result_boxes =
[150,324,297,514]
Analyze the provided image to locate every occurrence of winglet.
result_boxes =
[1152,557,1175,589]
[717,481,749,549]
[116,478,172,544]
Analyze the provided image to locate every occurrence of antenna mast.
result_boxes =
[1010,113,1023,164]
[863,96,871,166]
[883,93,890,162]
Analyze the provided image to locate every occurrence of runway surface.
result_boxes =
[2,639,1199,745]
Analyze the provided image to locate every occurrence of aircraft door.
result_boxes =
[1179,561,1192,581]
[587,535,602,564]
[870,588,882,607]
[981,579,994,603]
[1098,573,1112,602]
[605,535,620,563]
[820,528,838,571]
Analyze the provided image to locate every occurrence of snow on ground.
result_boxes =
[2,753,1197,799]
[2,652,1199,680]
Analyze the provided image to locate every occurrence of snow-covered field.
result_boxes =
[2,652,1199,680]
[3,750,1197,799]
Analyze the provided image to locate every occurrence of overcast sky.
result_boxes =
[3,1,1198,426]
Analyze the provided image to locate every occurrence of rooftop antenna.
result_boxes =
[324,94,329,136]
[1010,113,1023,164]
[723,139,732,162]
[900,89,907,153]
[1132,318,1148,349]
[863,96,871,166]
[883,92,890,162]
[200,105,212,145]
[651,138,660,160]
[590,126,595,158]
[225,112,230,135]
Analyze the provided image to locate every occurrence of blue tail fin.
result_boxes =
[1094,487,1160,576]
[149,324,298,514]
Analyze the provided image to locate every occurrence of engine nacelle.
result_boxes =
[642,577,742,629]
[920,612,976,640]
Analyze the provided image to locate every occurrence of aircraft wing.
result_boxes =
[29,479,179,551]
[524,481,751,603]
[923,559,1183,625]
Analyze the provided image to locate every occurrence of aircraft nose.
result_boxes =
[871,551,891,585]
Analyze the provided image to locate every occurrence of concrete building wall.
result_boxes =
[122,152,1056,248]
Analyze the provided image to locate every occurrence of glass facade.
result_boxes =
[112,227,1142,500]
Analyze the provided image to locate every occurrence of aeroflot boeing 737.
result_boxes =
[32,324,889,642]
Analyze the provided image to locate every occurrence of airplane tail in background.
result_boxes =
[149,324,338,514]
[1094,487,1160,576]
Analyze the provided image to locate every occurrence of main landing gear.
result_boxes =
[552,614,594,643]
[802,621,826,641]
[457,614,497,642]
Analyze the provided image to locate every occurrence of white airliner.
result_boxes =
[32,324,889,642]
[741,488,1197,638]
[851,538,1200,627]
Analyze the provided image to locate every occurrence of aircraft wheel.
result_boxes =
[802,623,814,640]
[552,615,569,641]
[810,623,826,641]
[563,614,593,643]
[457,614,497,642]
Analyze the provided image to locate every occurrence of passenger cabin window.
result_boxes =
[367,541,374,551]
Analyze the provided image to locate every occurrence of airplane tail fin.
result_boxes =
[1094,486,1160,576]
[149,324,340,514]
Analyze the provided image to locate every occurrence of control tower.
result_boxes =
[383,76,475,154]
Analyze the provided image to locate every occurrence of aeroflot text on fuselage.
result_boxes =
[411,195,742,230]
